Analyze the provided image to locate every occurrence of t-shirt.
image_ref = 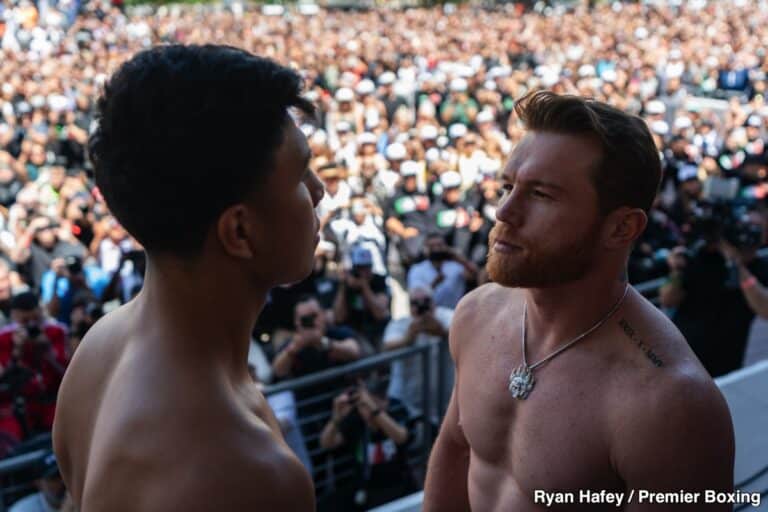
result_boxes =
[23,240,87,291]
[426,198,474,254]
[407,259,466,309]
[275,325,359,380]
[343,274,390,345]
[384,307,454,419]
[386,189,431,232]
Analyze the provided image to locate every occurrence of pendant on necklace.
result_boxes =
[508,364,535,400]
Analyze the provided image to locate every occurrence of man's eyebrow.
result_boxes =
[500,173,565,192]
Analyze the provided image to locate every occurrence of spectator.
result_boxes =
[408,233,477,309]
[319,378,415,511]
[382,285,453,420]
[272,295,362,381]
[333,246,390,349]
[0,291,68,454]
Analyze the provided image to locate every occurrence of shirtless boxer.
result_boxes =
[52,45,323,510]
[424,91,735,511]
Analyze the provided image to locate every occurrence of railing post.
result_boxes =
[421,344,433,455]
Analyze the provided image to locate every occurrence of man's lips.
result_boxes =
[493,239,522,253]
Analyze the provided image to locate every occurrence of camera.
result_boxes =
[65,255,83,275]
[688,177,763,250]
[299,313,317,328]
[412,297,432,315]
[26,323,41,340]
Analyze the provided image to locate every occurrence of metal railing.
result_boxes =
[263,341,448,504]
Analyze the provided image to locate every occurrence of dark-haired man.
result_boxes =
[53,45,323,511]
[424,92,735,511]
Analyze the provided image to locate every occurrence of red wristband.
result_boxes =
[741,276,758,290]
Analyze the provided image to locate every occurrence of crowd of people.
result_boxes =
[1,0,768,509]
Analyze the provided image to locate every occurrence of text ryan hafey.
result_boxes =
[534,490,626,507]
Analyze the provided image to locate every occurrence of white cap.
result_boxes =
[378,71,396,85]
[386,142,407,160]
[440,171,462,189]
[476,110,494,124]
[450,78,468,92]
[650,120,669,135]
[747,114,763,128]
[400,160,420,177]
[335,87,354,102]
[425,147,441,162]
[355,79,375,96]
[601,69,618,83]
[578,64,596,77]
[480,158,502,175]
[357,132,377,145]
[419,124,439,140]
[335,121,352,133]
[483,80,497,91]
[674,116,693,130]
[449,123,468,139]
[645,100,666,115]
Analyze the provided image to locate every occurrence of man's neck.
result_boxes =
[133,259,268,382]
[522,273,629,358]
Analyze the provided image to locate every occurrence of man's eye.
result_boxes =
[533,190,551,199]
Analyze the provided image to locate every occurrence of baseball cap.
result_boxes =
[747,114,763,128]
[645,100,666,115]
[440,171,462,189]
[448,123,468,139]
[11,290,39,311]
[450,78,468,92]
[357,132,377,145]
[400,160,420,177]
[335,121,352,133]
[386,142,407,160]
[356,79,375,96]
[650,120,669,135]
[419,125,439,140]
[378,71,396,85]
[351,246,373,267]
[335,88,354,102]
[476,110,494,124]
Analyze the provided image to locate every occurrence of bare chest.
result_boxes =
[457,330,622,493]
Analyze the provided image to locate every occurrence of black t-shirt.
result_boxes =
[276,325,358,379]
[426,198,474,254]
[343,274,390,345]
[673,250,768,377]
[22,240,87,291]
[334,397,415,508]
[385,188,431,232]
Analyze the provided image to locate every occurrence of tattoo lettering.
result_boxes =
[618,318,664,367]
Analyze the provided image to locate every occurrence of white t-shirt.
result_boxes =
[383,307,454,420]
[407,259,466,309]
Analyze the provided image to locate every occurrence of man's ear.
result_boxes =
[216,204,259,259]
[602,207,648,250]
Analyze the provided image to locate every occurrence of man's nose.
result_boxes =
[495,191,523,228]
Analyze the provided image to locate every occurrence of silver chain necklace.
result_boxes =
[508,284,630,400]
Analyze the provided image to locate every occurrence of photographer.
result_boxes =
[40,255,101,326]
[319,378,414,511]
[383,285,453,419]
[272,295,362,381]
[663,206,768,376]
[333,246,390,349]
[407,232,478,309]
[0,292,68,452]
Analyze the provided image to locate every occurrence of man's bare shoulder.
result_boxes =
[449,283,520,357]
[609,352,734,492]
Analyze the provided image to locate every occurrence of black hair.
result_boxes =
[89,44,315,256]
[11,291,39,312]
